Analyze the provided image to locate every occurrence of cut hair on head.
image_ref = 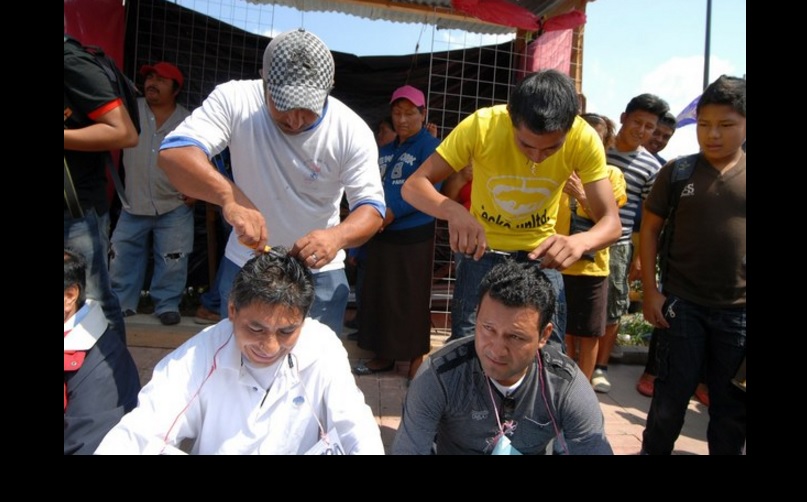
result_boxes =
[697,75,746,117]
[477,260,556,333]
[658,111,677,130]
[229,246,316,317]
[509,69,579,134]
[624,93,670,118]
[64,247,88,309]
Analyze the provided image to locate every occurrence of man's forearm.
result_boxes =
[330,204,384,250]
[159,146,236,207]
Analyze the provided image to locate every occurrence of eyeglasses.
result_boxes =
[501,395,516,422]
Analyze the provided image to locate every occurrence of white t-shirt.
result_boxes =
[164,79,385,270]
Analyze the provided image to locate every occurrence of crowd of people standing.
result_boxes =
[65,25,745,454]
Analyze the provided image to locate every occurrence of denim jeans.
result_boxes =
[199,260,224,313]
[449,253,566,351]
[218,257,349,336]
[64,208,126,342]
[109,205,194,315]
[642,294,746,455]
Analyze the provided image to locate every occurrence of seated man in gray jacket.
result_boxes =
[393,260,612,455]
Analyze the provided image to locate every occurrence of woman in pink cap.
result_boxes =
[354,85,441,380]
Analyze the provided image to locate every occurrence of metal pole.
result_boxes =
[703,0,712,90]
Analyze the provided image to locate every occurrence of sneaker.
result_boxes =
[591,368,612,393]
[194,306,221,325]
[158,311,181,326]
[636,372,655,397]
[122,309,138,318]
[694,383,710,407]
[610,344,624,359]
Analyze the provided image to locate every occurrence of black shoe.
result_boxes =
[353,360,395,375]
[158,311,181,326]
[122,309,137,318]
[346,331,359,341]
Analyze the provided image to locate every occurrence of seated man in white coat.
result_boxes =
[96,247,384,455]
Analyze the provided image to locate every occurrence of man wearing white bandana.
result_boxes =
[393,260,612,455]
[158,29,385,336]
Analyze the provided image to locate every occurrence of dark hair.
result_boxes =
[229,247,315,317]
[697,75,746,117]
[624,93,670,118]
[509,69,579,134]
[580,112,616,148]
[377,116,393,130]
[657,111,677,130]
[64,247,87,309]
[477,260,556,333]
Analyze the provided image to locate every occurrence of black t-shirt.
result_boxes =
[64,38,122,215]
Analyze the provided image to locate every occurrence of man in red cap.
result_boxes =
[109,62,193,326]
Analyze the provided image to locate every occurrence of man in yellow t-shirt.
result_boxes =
[402,70,622,345]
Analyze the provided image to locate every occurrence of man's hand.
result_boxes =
[642,288,669,329]
[563,172,587,211]
[223,202,267,251]
[530,233,589,270]
[446,204,487,259]
[291,228,343,269]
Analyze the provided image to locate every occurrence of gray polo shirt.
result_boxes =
[122,98,190,215]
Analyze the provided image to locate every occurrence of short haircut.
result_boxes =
[477,260,556,333]
[697,75,746,117]
[657,111,677,130]
[229,247,315,317]
[509,69,579,134]
[624,93,670,118]
[64,247,87,309]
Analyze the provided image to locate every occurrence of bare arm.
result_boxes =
[64,105,138,151]
[532,177,621,269]
[640,208,668,328]
[159,146,267,250]
[402,153,487,259]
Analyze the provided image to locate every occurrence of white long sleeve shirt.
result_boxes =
[96,318,384,455]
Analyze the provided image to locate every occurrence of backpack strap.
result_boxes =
[657,154,698,286]
[64,157,84,219]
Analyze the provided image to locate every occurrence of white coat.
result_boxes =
[96,318,384,454]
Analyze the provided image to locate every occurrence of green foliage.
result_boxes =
[617,313,652,347]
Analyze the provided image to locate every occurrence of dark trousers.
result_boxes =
[642,294,746,454]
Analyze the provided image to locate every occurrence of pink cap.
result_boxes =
[140,62,184,88]
[390,85,425,107]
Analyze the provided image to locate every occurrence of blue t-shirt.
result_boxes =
[378,128,441,231]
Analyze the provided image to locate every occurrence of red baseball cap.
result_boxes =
[140,62,184,88]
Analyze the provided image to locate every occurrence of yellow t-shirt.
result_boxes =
[557,165,627,277]
[437,106,607,251]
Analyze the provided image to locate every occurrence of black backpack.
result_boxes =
[64,35,141,134]
[657,153,698,285]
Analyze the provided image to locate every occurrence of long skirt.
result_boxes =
[357,226,434,361]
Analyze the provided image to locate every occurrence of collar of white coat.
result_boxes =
[64,300,109,351]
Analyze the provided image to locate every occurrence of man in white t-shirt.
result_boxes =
[158,29,385,335]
